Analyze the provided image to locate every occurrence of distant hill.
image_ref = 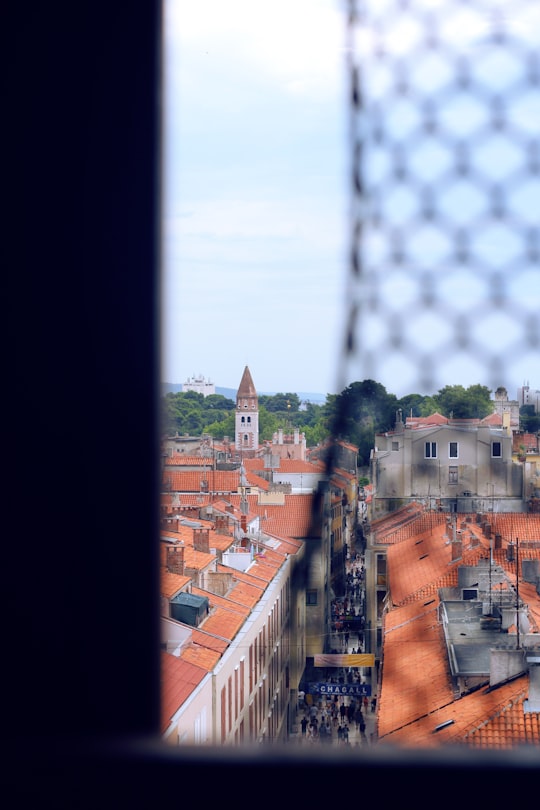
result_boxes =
[160,383,326,405]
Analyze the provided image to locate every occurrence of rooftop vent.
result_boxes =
[433,719,454,733]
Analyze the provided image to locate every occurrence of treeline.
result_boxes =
[161,382,539,467]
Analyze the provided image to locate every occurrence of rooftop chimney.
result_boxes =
[193,528,210,553]
[166,544,185,575]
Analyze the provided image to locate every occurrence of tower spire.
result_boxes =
[235,366,259,456]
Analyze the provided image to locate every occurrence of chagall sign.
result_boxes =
[309,682,372,696]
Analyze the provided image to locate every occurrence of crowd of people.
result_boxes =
[298,693,370,745]
[296,551,377,747]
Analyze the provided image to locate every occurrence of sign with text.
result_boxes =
[313,653,375,668]
[309,682,372,697]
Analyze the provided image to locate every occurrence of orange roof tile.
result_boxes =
[197,604,248,641]
[180,644,222,671]
[160,570,191,599]
[378,598,454,739]
[164,455,210,466]
[163,469,241,493]
[229,493,321,538]
[160,651,207,734]
[378,511,540,750]
[379,675,540,749]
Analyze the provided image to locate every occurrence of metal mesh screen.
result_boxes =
[341,0,539,397]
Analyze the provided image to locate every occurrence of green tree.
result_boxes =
[184,409,203,434]
[204,412,236,440]
[434,384,492,419]
[520,405,540,433]
[203,394,235,412]
[259,406,280,441]
[397,393,428,418]
[303,422,330,447]
[300,401,323,427]
[322,380,398,465]
[259,392,301,412]
[418,396,440,416]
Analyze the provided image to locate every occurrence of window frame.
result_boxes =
[424,441,437,459]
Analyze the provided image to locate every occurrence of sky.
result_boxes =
[161,0,348,398]
[161,0,539,401]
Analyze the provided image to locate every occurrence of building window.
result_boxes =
[449,442,458,458]
[247,416,251,423]
[425,441,437,458]
[241,416,245,423]
[492,441,502,457]
[449,466,458,484]
[306,589,317,606]
[391,441,399,451]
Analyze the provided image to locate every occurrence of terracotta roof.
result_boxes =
[163,469,242,493]
[482,412,503,426]
[160,570,191,599]
[229,493,322,538]
[160,651,207,734]
[378,598,455,740]
[405,412,448,427]
[245,470,270,490]
[371,502,426,543]
[183,545,216,570]
[377,510,540,750]
[172,625,229,673]
[273,459,326,473]
[192,586,250,641]
[164,455,210,466]
[215,565,265,608]
[243,458,264,470]
[180,643,222,671]
[379,673,540,749]
[386,521,462,606]
[263,531,303,556]
[160,493,213,511]
[189,627,229,655]
[206,532,236,553]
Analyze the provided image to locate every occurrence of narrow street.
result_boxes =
[292,550,378,748]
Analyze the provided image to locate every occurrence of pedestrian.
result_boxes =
[363,696,369,712]
[300,715,308,737]
[371,696,377,712]
[339,702,346,721]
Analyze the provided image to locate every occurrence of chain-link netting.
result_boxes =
[341,0,539,397]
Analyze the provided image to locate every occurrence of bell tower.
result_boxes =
[235,366,259,456]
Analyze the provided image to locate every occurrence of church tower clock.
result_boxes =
[235,366,259,456]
